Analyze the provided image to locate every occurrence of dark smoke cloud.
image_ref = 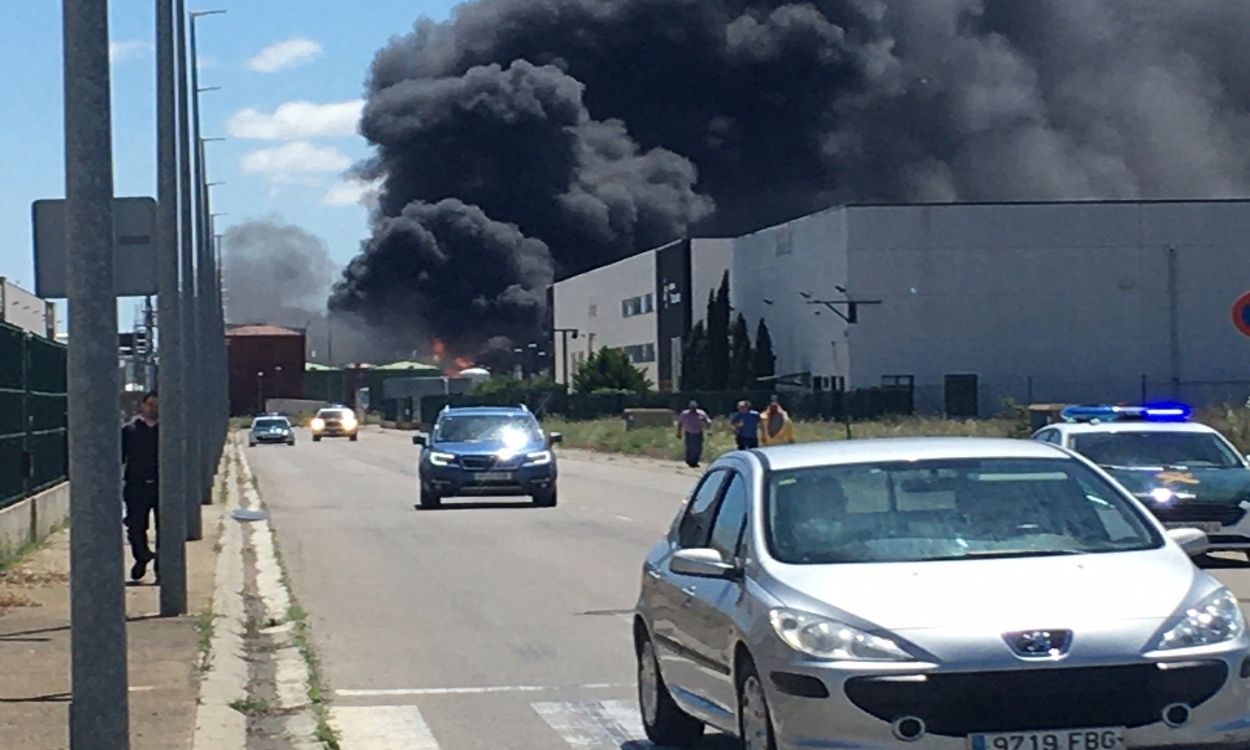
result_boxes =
[334,0,1250,352]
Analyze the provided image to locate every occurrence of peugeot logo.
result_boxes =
[1004,629,1072,659]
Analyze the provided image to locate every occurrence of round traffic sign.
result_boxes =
[1234,292,1250,337]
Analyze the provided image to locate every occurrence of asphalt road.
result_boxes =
[246,426,731,750]
[246,427,1250,750]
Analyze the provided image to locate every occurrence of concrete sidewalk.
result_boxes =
[0,507,221,749]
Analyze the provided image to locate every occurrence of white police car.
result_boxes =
[1035,405,1250,557]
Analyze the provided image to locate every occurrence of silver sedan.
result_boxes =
[633,437,1250,750]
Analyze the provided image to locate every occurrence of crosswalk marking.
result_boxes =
[533,699,647,748]
[331,705,440,749]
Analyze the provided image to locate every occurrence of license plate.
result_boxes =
[970,728,1124,750]
[477,472,513,481]
[1165,521,1222,533]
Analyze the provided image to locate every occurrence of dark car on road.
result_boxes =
[249,415,295,447]
[414,406,562,509]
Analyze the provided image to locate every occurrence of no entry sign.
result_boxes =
[1234,292,1250,337]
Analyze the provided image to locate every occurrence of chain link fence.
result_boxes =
[0,321,68,509]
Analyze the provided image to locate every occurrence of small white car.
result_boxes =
[1035,405,1250,556]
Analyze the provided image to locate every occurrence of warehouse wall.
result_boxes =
[553,248,660,387]
[732,207,851,388]
[843,201,1250,412]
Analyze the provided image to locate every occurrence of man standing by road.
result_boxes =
[730,400,761,451]
[676,400,711,468]
[759,395,796,446]
[122,391,159,581]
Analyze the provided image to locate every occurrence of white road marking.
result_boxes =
[336,682,629,698]
[533,699,647,748]
[331,705,440,749]
[613,515,633,523]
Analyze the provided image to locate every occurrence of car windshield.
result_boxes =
[1072,431,1242,469]
[253,419,287,429]
[435,415,541,446]
[766,458,1161,564]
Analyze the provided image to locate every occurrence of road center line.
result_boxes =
[336,682,628,698]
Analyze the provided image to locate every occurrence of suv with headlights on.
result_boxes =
[413,406,562,509]
[310,406,358,442]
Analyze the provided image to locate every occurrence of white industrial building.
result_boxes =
[551,199,1250,414]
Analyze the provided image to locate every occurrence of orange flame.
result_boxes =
[453,356,474,370]
[430,338,446,362]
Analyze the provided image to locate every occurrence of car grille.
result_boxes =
[844,662,1227,736]
[460,455,498,471]
[1151,503,1245,526]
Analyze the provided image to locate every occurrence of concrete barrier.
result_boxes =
[0,482,70,562]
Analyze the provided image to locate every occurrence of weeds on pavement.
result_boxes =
[194,608,216,674]
[228,695,272,717]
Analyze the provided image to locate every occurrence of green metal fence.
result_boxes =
[0,321,68,509]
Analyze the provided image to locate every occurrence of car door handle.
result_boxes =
[681,586,697,597]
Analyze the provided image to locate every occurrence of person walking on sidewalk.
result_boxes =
[677,400,711,468]
[759,395,796,446]
[730,400,761,451]
[122,390,159,581]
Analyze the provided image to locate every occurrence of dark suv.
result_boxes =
[413,406,562,509]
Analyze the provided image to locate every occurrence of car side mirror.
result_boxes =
[1167,527,1210,558]
[412,433,427,447]
[549,432,563,446]
[669,548,740,579]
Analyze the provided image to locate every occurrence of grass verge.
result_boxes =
[0,522,66,574]
[544,405,1250,462]
[287,603,339,749]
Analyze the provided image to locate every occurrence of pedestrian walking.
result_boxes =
[730,400,761,451]
[677,400,711,467]
[759,395,796,446]
[122,391,159,581]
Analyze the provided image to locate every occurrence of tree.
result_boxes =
[728,313,753,389]
[573,347,651,393]
[705,271,731,389]
[752,318,776,382]
[681,321,708,391]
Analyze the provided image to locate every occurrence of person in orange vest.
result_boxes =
[759,395,796,446]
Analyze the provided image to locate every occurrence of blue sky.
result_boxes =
[0,0,461,325]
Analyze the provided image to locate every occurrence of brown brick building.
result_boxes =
[226,325,305,415]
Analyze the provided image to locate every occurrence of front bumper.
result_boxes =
[420,462,556,497]
[252,433,293,443]
[755,645,1250,750]
[312,424,356,438]
[1150,503,1250,551]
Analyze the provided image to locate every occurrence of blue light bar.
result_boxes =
[1060,403,1191,423]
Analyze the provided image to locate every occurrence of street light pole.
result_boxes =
[156,0,188,617]
[175,0,202,542]
[256,371,264,413]
[62,0,130,744]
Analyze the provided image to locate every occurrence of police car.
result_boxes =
[1034,404,1250,556]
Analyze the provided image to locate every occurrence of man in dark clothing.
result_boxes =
[122,391,159,581]
[729,400,761,451]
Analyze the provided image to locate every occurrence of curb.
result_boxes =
[192,441,248,749]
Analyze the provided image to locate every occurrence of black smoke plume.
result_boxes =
[333,0,1250,354]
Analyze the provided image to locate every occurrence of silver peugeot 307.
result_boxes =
[633,438,1250,750]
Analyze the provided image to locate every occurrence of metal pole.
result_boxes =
[175,0,202,541]
[189,12,216,506]
[62,0,131,745]
[157,0,188,616]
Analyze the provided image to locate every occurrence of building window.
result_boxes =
[588,304,597,318]
[882,374,915,389]
[621,295,655,318]
[623,343,656,363]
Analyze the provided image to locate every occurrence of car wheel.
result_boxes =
[737,655,778,750]
[312,435,321,442]
[637,631,704,747]
[532,489,558,508]
[349,433,358,442]
[419,486,442,510]
[248,442,256,448]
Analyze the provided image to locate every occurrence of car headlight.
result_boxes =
[1153,588,1245,651]
[525,450,552,466]
[310,418,325,431]
[342,415,358,429]
[769,608,913,662]
[428,451,456,467]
